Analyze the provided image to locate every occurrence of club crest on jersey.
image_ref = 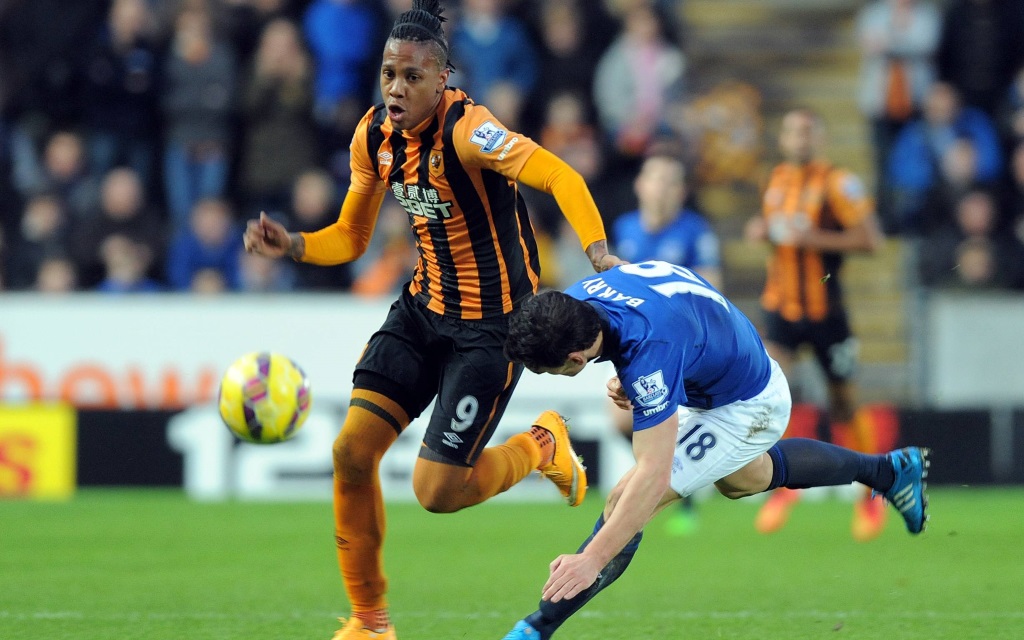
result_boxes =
[470,120,507,153]
[429,149,444,176]
[632,371,668,407]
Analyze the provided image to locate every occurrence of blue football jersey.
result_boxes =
[565,261,771,431]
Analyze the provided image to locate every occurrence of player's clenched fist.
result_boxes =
[243,212,292,258]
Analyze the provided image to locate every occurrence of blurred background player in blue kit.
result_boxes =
[500,260,929,639]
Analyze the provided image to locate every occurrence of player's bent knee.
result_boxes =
[412,479,466,514]
[412,457,473,514]
[715,453,774,499]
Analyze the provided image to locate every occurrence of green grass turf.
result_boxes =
[1,488,1022,640]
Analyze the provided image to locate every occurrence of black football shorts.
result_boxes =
[763,309,858,382]
[354,287,524,466]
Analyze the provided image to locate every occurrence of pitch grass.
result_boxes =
[2,488,1022,640]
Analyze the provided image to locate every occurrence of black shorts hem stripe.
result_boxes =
[418,443,472,467]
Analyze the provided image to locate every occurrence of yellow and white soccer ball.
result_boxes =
[218,352,312,444]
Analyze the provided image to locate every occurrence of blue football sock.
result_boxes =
[767,437,895,492]
[523,514,643,638]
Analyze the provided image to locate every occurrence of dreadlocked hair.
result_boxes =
[389,0,453,71]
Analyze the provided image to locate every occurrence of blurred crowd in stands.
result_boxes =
[858,0,1024,290]
[1,0,1022,296]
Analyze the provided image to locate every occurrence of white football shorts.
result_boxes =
[669,358,792,497]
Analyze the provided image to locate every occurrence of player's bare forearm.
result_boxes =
[583,461,667,568]
[586,240,626,272]
[582,419,676,567]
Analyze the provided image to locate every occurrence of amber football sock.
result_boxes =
[334,390,405,616]
[353,608,391,632]
[465,432,542,504]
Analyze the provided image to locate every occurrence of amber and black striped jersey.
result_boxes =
[347,87,543,320]
[759,160,872,322]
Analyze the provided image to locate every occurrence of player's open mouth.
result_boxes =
[388,104,405,119]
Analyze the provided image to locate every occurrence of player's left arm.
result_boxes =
[452,109,623,272]
[541,415,677,602]
[797,170,883,254]
[517,148,624,272]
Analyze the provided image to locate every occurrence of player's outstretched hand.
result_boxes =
[606,377,632,411]
[542,553,601,603]
[244,212,291,258]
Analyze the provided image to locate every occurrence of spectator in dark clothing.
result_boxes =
[936,0,1024,117]
[96,234,163,293]
[526,0,602,133]
[161,6,237,230]
[79,0,160,187]
[1,0,107,221]
[19,130,101,219]
[5,193,72,290]
[166,197,243,291]
[919,189,1023,289]
[914,136,987,233]
[219,0,298,63]
[238,18,318,218]
[73,167,163,288]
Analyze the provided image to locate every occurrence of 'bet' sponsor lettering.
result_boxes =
[391,183,454,220]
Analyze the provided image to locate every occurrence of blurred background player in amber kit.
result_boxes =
[241,1,622,638]
[610,148,721,536]
[744,108,892,542]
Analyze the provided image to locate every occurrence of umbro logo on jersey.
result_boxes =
[378,151,393,166]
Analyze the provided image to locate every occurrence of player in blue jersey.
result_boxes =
[612,152,721,289]
[611,150,721,535]
[499,260,930,639]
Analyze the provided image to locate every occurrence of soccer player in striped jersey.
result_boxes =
[744,108,889,541]
[243,2,622,638]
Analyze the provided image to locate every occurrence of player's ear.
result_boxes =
[438,68,450,93]
[567,351,587,368]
